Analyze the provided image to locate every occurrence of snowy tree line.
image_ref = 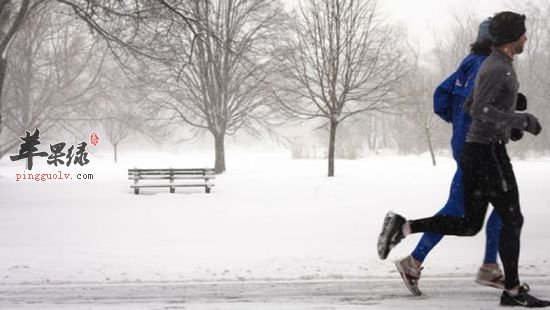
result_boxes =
[1,0,550,176]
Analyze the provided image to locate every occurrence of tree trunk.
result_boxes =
[0,57,6,134]
[21,44,32,125]
[0,0,32,134]
[425,126,437,166]
[327,119,338,177]
[366,117,376,152]
[114,143,118,163]
[214,134,226,174]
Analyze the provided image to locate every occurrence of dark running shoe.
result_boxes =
[500,284,550,307]
[377,211,406,260]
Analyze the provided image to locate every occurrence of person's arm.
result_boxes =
[468,68,528,130]
[433,72,457,123]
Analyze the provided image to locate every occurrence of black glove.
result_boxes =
[510,128,524,141]
[524,113,542,135]
[516,93,527,111]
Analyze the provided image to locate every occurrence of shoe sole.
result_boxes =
[475,279,505,290]
[395,260,422,296]
[378,212,398,260]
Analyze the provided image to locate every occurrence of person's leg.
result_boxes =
[483,145,549,307]
[408,143,489,237]
[378,143,490,259]
[379,143,492,260]
[410,166,464,263]
[475,209,504,289]
[453,144,504,288]
[484,209,502,264]
[488,144,522,290]
[378,143,550,306]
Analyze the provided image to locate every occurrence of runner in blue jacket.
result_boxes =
[379,12,550,307]
[393,18,503,296]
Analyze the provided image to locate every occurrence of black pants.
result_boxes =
[410,142,523,289]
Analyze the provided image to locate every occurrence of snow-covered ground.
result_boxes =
[1,150,550,309]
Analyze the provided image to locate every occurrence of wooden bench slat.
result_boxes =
[128,176,215,180]
[128,167,214,169]
[130,170,213,172]
[131,184,215,188]
[128,173,215,176]
[128,171,214,174]
[128,169,213,172]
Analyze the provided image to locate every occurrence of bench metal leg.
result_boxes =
[170,187,175,194]
[205,186,211,194]
[134,173,140,195]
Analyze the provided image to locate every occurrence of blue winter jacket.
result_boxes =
[433,53,487,161]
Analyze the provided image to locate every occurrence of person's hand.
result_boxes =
[510,128,524,141]
[524,113,542,135]
[516,93,527,111]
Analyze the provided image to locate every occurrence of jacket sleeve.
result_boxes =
[468,68,527,130]
[433,72,457,123]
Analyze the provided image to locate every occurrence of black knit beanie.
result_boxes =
[489,11,526,46]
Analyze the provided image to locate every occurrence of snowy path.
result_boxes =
[3,154,550,309]
[2,276,550,309]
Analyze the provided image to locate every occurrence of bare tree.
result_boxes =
[431,12,480,77]
[0,0,34,134]
[100,104,133,163]
[141,0,286,173]
[405,74,440,165]
[95,62,152,163]
[276,0,408,176]
[510,0,550,155]
[401,47,443,165]
[0,0,206,135]
[0,5,106,158]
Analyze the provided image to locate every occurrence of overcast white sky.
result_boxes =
[379,0,510,52]
[284,0,514,54]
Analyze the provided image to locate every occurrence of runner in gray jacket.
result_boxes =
[377,11,549,308]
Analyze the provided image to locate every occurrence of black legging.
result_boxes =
[409,142,523,290]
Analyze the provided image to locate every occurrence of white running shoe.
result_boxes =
[475,265,505,289]
[395,255,423,296]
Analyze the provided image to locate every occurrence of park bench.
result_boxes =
[128,168,215,195]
